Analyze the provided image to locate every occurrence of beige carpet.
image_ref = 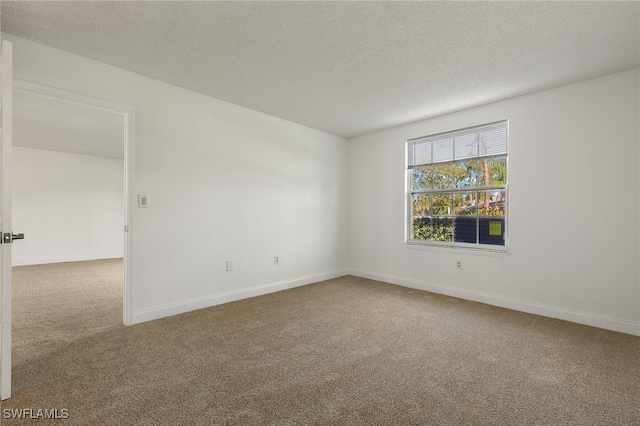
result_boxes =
[1,259,639,425]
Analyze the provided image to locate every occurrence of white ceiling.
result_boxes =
[2,1,639,139]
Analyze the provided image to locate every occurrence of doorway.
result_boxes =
[12,80,133,325]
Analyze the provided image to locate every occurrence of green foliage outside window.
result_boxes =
[412,217,453,241]
[410,159,506,243]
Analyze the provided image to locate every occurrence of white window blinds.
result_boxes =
[408,121,508,168]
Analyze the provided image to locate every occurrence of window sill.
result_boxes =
[404,242,510,257]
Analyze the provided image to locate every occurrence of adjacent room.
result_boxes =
[0,1,638,424]
[12,89,125,268]
[10,88,126,384]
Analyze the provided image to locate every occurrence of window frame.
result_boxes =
[405,120,509,252]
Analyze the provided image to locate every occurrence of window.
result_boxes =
[406,120,508,250]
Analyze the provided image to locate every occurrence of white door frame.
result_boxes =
[1,39,14,400]
[13,79,135,325]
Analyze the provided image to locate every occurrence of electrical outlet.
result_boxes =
[226,260,233,272]
[274,256,280,265]
[456,260,463,270]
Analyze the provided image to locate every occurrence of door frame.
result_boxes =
[1,39,14,400]
[13,79,135,325]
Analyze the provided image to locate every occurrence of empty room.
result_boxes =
[0,2,638,425]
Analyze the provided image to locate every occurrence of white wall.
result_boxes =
[12,147,124,266]
[349,69,640,335]
[5,34,349,323]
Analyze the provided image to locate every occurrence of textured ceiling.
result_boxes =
[2,1,639,139]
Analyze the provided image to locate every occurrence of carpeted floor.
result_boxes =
[1,259,639,425]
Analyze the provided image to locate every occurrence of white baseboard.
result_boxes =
[349,269,640,337]
[131,267,639,336]
[132,269,349,324]
[12,254,124,266]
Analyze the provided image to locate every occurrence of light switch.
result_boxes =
[138,194,149,208]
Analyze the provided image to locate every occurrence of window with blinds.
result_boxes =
[406,120,508,250]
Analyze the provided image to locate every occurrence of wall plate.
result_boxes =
[138,194,149,208]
